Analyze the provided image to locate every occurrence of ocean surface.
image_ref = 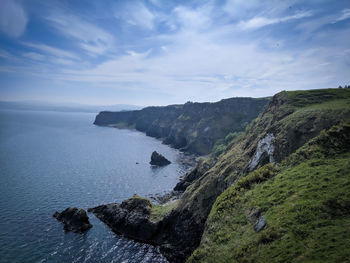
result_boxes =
[0,109,191,263]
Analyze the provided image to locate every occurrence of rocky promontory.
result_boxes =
[53,207,92,233]
[88,196,158,242]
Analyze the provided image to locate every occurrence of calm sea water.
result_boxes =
[0,109,190,263]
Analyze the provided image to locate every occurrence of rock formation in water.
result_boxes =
[150,151,171,166]
[53,207,92,233]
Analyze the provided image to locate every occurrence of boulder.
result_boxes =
[254,215,266,232]
[53,207,92,233]
[150,151,171,166]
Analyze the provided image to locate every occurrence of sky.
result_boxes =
[0,0,349,106]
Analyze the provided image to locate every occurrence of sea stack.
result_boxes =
[150,151,171,166]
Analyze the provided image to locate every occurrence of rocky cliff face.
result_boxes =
[92,88,350,263]
[94,98,270,155]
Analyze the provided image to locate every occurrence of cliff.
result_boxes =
[94,97,270,155]
[91,88,350,263]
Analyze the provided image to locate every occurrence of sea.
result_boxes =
[0,109,191,263]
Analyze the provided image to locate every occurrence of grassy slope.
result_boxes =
[188,124,350,263]
[187,89,350,263]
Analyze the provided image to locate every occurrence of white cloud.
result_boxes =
[0,0,28,37]
[56,28,347,102]
[297,8,350,34]
[115,2,155,30]
[21,42,79,59]
[22,52,45,60]
[46,13,114,55]
[0,49,12,59]
[173,5,212,30]
[4,1,349,105]
[237,11,313,30]
[18,2,346,103]
[334,9,350,23]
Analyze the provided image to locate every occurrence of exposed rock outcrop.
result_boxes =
[247,133,275,171]
[150,151,171,166]
[254,215,266,232]
[53,207,92,233]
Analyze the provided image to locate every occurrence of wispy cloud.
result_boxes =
[115,2,155,30]
[46,13,114,56]
[22,52,45,61]
[237,11,313,30]
[334,9,350,23]
[0,0,28,37]
[1,0,349,105]
[297,8,350,34]
[21,42,79,60]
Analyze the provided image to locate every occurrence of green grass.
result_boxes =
[187,124,350,263]
[300,98,350,111]
[150,201,178,222]
[284,88,350,109]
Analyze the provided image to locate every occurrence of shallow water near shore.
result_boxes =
[0,109,191,263]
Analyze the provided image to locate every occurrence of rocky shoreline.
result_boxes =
[86,157,211,263]
[53,143,200,262]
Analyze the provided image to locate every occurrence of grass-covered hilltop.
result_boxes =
[91,88,350,263]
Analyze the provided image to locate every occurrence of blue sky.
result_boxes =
[0,0,349,106]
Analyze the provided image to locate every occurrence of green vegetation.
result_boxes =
[284,88,350,108]
[182,88,350,262]
[188,123,350,263]
[150,201,178,222]
[212,132,241,158]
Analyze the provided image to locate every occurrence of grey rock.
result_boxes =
[254,215,266,232]
[248,133,275,171]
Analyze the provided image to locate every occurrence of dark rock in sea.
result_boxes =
[88,195,158,242]
[53,207,92,233]
[254,215,266,232]
[150,151,171,166]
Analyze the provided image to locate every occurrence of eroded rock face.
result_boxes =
[94,97,270,155]
[88,196,158,242]
[150,151,171,166]
[53,207,92,233]
[248,133,275,171]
